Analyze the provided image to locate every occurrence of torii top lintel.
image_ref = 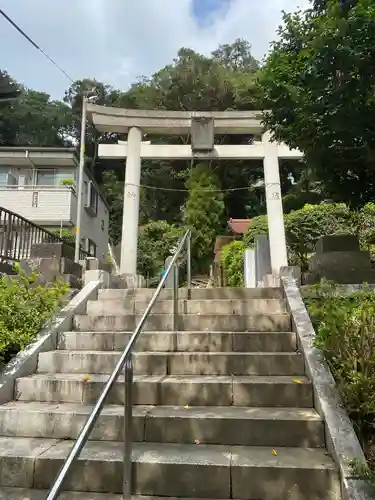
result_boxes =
[86,103,266,136]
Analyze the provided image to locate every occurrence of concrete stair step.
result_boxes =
[98,287,284,301]
[86,298,287,316]
[37,350,305,376]
[0,401,325,447]
[0,488,124,499]
[0,491,223,500]
[16,373,313,407]
[73,313,291,332]
[0,438,340,499]
[58,331,297,353]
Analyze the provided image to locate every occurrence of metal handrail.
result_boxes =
[45,228,192,500]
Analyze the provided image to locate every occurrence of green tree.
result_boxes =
[258,0,375,206]
[183,165,225,272]
[0,72,73,147]
[137,220,183,278]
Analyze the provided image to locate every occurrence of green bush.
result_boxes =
[220,240,245,287]
[285,203,353,269]
[51,229,75,247]
[243,204,354,271]
[243,214,268,248]
[357,203,375,252]
[137,220,184,278]
[305,283,375,476]
[0,265,68,366]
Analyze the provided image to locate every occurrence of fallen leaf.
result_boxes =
[82,375,90,383]
[272,450,278,456]
[293,379,303,384]
[184,405,190,409]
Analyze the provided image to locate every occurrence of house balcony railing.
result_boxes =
[0,206,89,263]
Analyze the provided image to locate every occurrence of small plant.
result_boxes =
[350,458,375,488]
[0,264,68,366]
[60,178,75,187]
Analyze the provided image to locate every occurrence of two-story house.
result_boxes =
[0,147,110,261]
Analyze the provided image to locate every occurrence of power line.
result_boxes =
[0,9,74,83]
[127,182,253,193]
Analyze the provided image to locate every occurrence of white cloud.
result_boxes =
[0,0,310,99]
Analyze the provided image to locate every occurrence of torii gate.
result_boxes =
[87,105,303,278]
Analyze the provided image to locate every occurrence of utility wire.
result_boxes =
[127,182,254,193]
[0,8,74,83]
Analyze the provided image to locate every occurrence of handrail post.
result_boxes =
[123,357,133,500]
[186,231,192,298]
[172,263,178,331]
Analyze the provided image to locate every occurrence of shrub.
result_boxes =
[220,240,245,287]
[51,229,75,247]
[357,203,375,252]
[137,220,184,278]
[243,214,268,248]
[305,283,375,468]
[243,203,354,271]
[0,265,68,366]
[285,203,353,269]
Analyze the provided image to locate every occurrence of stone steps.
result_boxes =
[73,313,291,332]
[86,298,287,315]
[0,492,232,500]
[98,287,284,301]
[37,350,305,376]
[58,330,298,353]
[0,285,342,500]
[15,373,313,407]
[0,401,325,447]
[0,437,340,499]
[0,490,124,500]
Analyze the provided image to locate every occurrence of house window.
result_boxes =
[36,169,56,186]
[36,168,74,186]
[85,181,98,216]
[87,238,97,257]
[0,167,17,187]
[7,173,17,188]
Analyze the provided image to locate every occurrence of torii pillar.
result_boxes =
[121,127,142,276]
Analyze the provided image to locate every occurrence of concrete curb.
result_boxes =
[0,279,101,405]
[281,274,375,500]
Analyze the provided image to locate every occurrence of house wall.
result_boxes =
[70,170,109,260]
[0,164,109,261]
[0,187,73,223]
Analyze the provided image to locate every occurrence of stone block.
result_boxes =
[30,242,74,260]
[315,234,360,253]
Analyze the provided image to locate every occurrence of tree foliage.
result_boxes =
[220,240,245,287]
[183,165,225,273]
[137,220,183,278]
[258,0,375,207]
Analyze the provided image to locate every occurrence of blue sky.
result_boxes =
[0,0,309,99]
[192,0,230,24]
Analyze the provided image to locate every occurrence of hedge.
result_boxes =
[0,266,68,366]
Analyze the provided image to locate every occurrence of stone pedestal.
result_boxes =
[255,235,272,286]
[244,249,256,288]
[305,234,375,284]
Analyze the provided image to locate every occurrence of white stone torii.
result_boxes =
[87,105,303,278]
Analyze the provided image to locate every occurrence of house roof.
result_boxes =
[228,218,252,235]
